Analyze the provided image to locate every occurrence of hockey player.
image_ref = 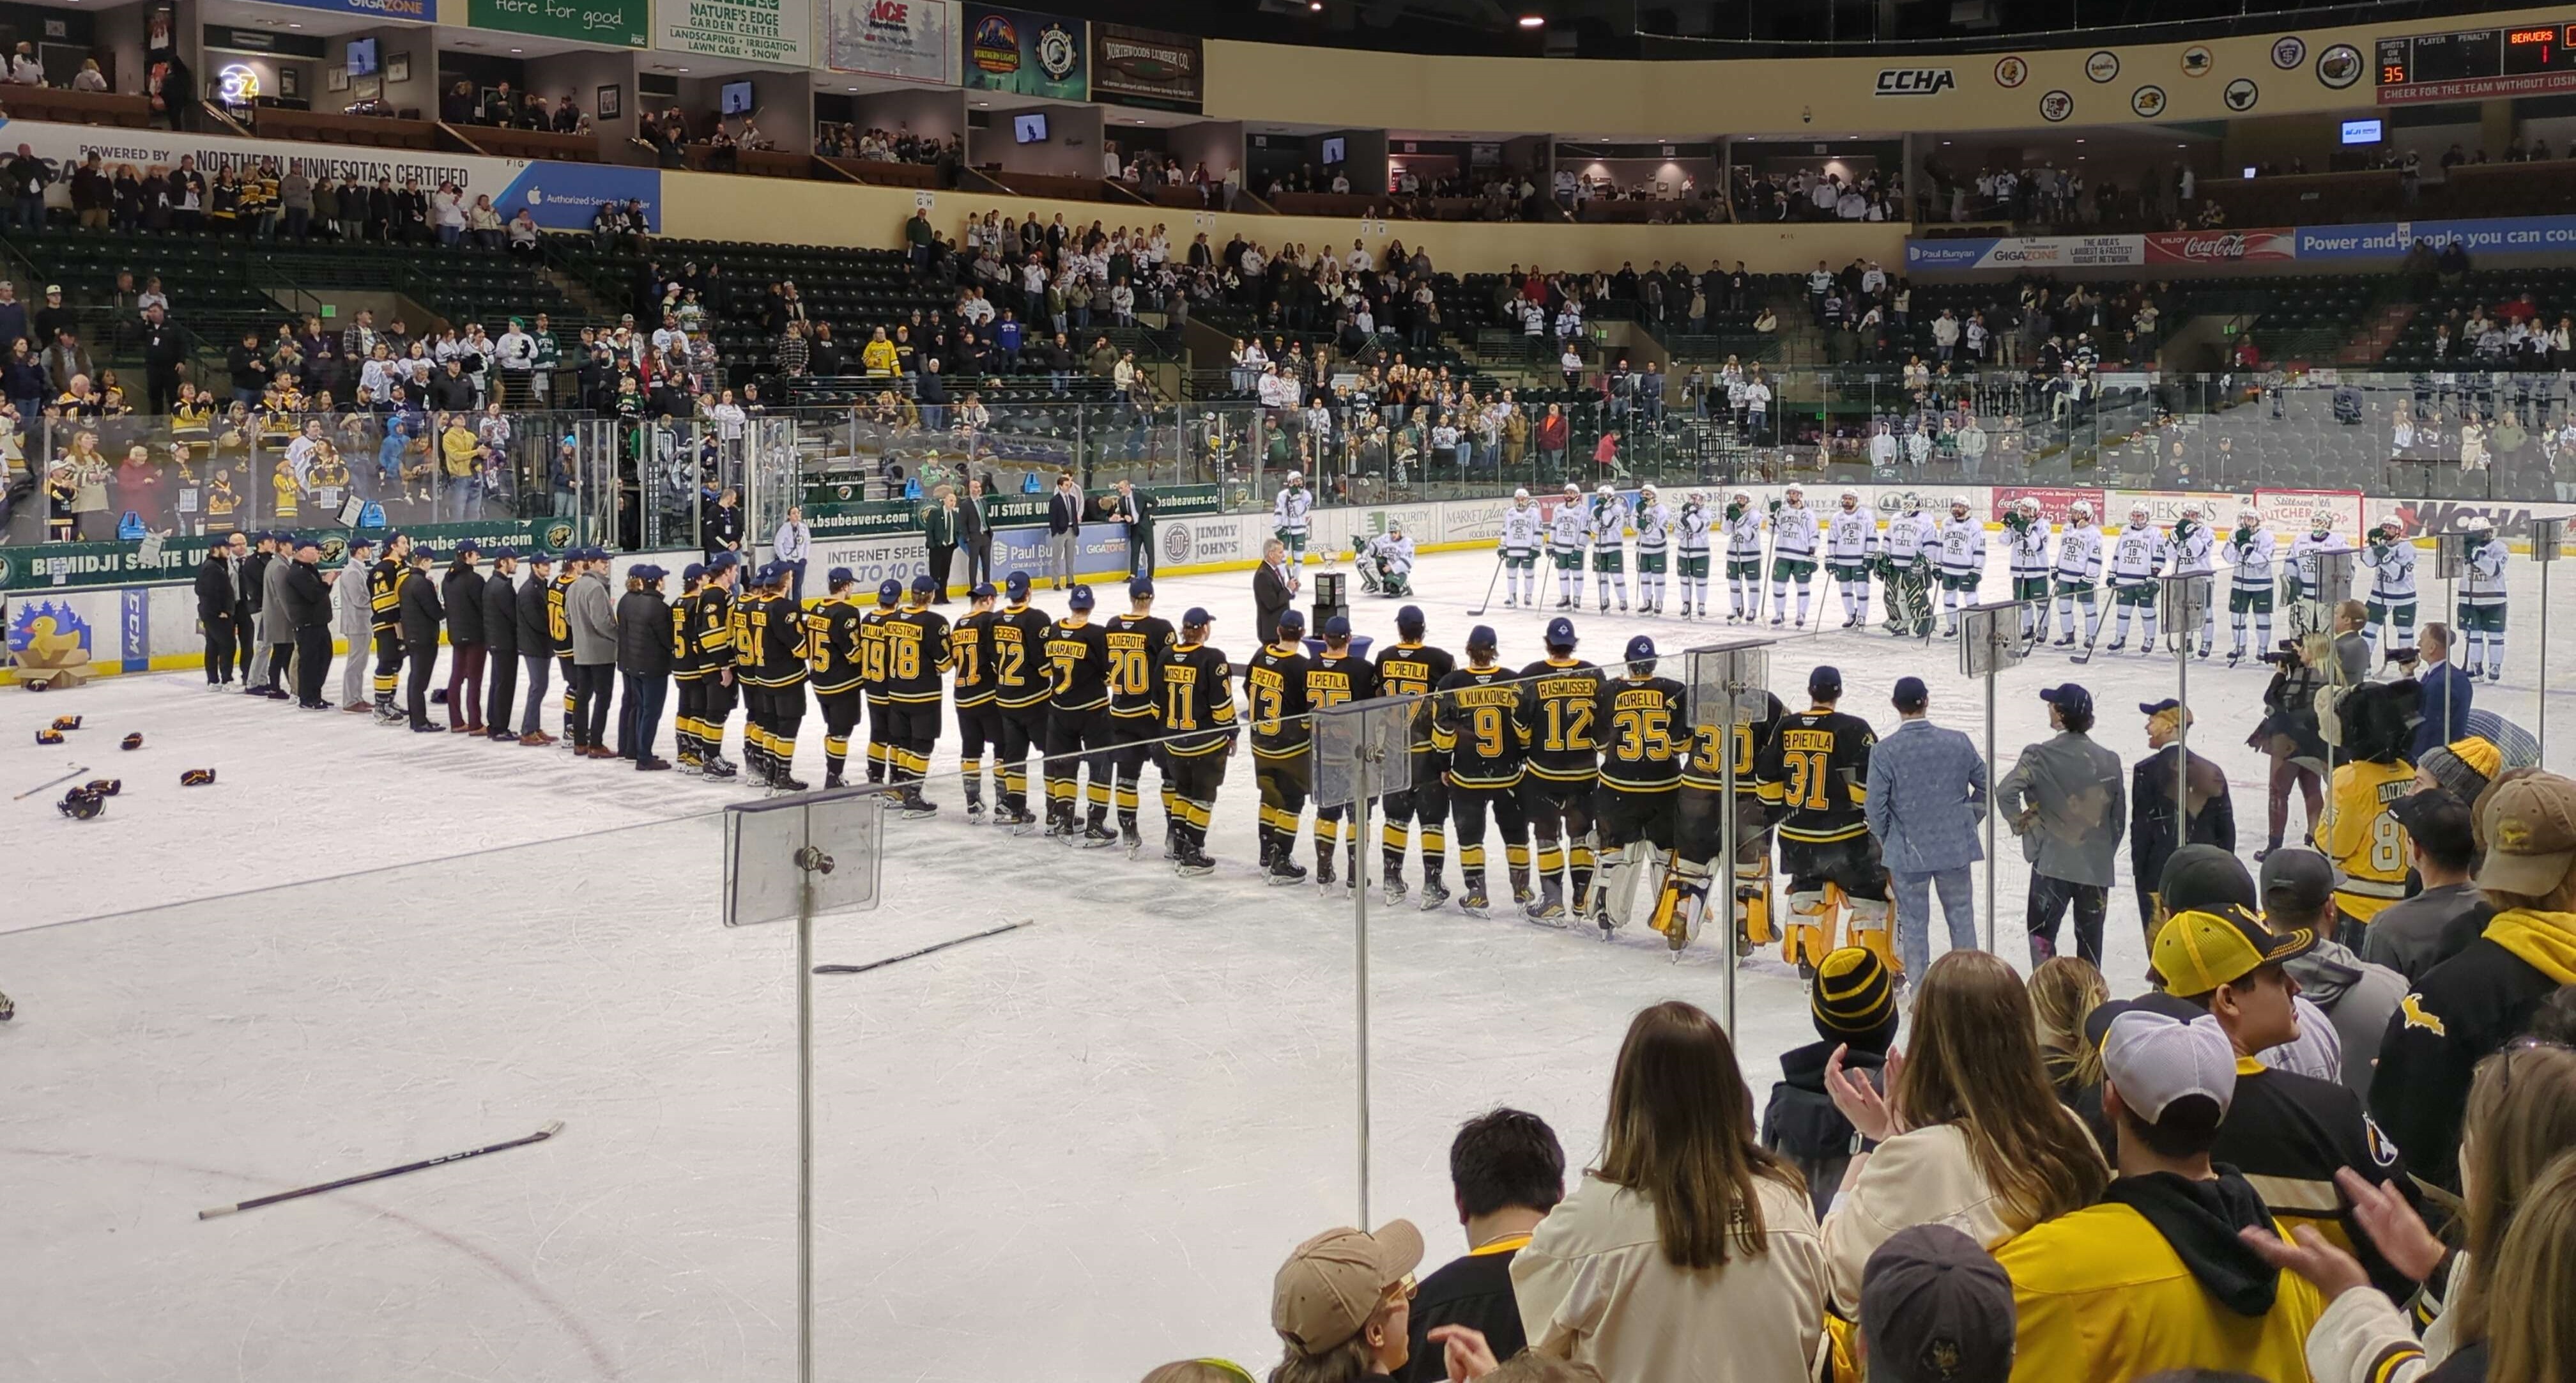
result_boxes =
[2004,497,2051,640]
[882,574,952,816]
[1880,495,1938,637]
[856,578,900,783]
[1159,607,1238,875]
[747,563,812,791]
[1430,624,1534,917]
[2051,502,2104,648]
[1040,583,1116,845]
[669,566,709,770]
[2359,517,2419,659]
[808,571,873,789]
[1769,483,1821,627]
[683,553,740,779]
[1104,576,1176,851]
[1373,607,1457,908]
[1632,485,1673,614]
[2287,513,2355,636]
[1934,495,1985,637]
[1587,635,1687,936]
[1356,520,1416,598]
[2322,680,2423,944]
[1246,608,1315,884]
[2101,502,2168,655]
[1674,491,1713,619]
[1588,483,1631,612]
[366,530,412,723]
[549,546,580,748]
[2166,501,2220,658]
[1498,488,1542,608]
[1654,679,1788,955]
[1759,665,1889,980]
[949,581,1000,819]
[1722,489,1765,622]
[2221,508,2280,666]
[1305,615,1381,887]
[1517,615,1607,923]
[1547,482,1588,609]
[1825,489,1878,630]
[1273,471,1312,565]
[2458,514,2508,681]
[989,571,1054,831]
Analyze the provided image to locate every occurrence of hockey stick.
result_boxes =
[198,1120,564,1219]
[1466,553,1505,617]
[15,764,89,801]
[814,918,1037,975]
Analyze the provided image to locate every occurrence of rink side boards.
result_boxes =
[6,484,2564,684]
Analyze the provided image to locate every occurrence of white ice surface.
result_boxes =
[8,537,2573,1382]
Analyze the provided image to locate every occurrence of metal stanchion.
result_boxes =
[2535,517,2564,771]
[1687,638,1771,1035]
[1959,602,2028,956]
[1313,693,1419,1226]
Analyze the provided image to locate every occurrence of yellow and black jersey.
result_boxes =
[1374,642,1457,761]
[1105,613,1176,722]
[1430,665,1529,789]
[1598,676,1688,794]
[671,589,704,674]
[991,604,1053,711]
[367,558,405,633]
[1758,707,1876,844]
[855,606,893,697]
[549,572,578,658]
[1303,651,1379,722]
[1245,644,1314,760]
[757,594,811,689]
[1678,691,1788,797]
[1042,618,1112,711]
[1515,657,1607,785]
[1160,642,1238,755]
[2324,760,2417,923]
[883,608,952,704]
[679,585,733,681]
[949,611,998,707]
[806,596,870,695]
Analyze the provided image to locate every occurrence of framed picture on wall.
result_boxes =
[351,75,379,101]
[597,84,621,120]
[326,65,348,93]
[279,66,300,100]
[384,51,409,83]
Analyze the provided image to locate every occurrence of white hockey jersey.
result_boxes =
[1771,503,1821,560]
[1885,512,1940,564]
[1370,532,1416,576]
[2054,525,2106,584]
[1589,495,1630,549]
[2008,518,2053,578]
[2287,532,2354,591]
[1633,501,1673,553]
[2361,534,2418,601]
[2167,520,2217,575]
[1500,503,1544,556]
[1724,506,1765,560]
[1936,514,1986,578]
[2463,536,2508,606]
[1548,503,1588,553]
[2222,527,2278,592]
[2109,523,2168,585]
[1827,509,1878,563]
[1676,503,1713,557]
[1273,486,1312,536]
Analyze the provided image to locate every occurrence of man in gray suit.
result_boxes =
[1864,675,1988,983]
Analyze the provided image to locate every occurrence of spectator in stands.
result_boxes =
[2257,847,2405,1097]
[1763,946,1896,1220]
[7,143,48,231]
[2365,787,2488,982]
[1395,1108,1564,1383]
[1269,1219,1423,1382]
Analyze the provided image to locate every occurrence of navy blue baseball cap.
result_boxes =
[348,534,377,552]
[1810,665,1844,699]
[455,541,482,557]
[876,578,902,604]
[825,566,856,587]
[1893,676,1929,710]
[910,574,938,596]
[1128,576,1154,599]
[2041,683,2094,716]
[1004,571,1032,599]
[1276,609,1306,633]
[2140,697,2182,716]
[291,533,320,550]
[632,564,664,583]
[708,551,739,572]
[1545,615,1577,646]
[1068,583,1096,610]
[491,546,519,561]
[1322,615,1352,637]
[970,582,997,600]
[1396,604,1425,636]
[1183,606,1215,628]
[1468,623,1498,651]
[682,562,706,582]
[1624,635,1656,661]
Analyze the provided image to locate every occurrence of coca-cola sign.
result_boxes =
[2144,228,2298,263]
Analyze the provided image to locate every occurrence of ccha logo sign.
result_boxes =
[1874,68,1956,97]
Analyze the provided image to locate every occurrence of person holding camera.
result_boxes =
[2249,631,2331,861]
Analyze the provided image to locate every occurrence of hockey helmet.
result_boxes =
[2180,502,2203,519]
[1285,470,1304,484]
[2069,500,2095,520]
[1838,488,1860,507]
[2460,514,2494,534]
[1513,487,1531,500]
[2312,513,2335,534]
[1730,490,1752,505]
[1597,483,1616,496]
[1563,482,1581,495]
[1687,491,1706,506]
[1639,483,1657,498]
[2237,508,2262,527]
[1785,482,1805,495]
[1949,494,1971,512]
[2130,502,2152,522]
[2376,517,2405,537]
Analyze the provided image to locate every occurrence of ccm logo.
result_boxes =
[1875,68,1957,95]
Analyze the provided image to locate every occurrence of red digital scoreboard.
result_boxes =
[2379,22,2576,102]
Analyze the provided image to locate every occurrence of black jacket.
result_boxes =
[1253,559,1294,644]
[1761,1039,1888,1222]
[483,571,520,656]
[702,505,743,554]
[142,321,186,373]
[228,343,270,395]
[615,591,674,676]
[442,564,487,644]
[2370,924,2576,1193]
[195,552,237,620]
[958,495,987,541]
[281,559,333,630]
[397,566,445,644]
[1048,489,1083,535]
[2130,745,2236,894]
[427,372,475,411]
[516,571,551,651]
[239,550,271,611]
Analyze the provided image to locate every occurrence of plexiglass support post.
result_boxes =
[1314,695,1420,1228]
[1687,638,1770,1035]
[1959,603,2027,956]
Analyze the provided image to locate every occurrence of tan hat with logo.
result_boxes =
[2472,770,2576,895]
[1270,1219,1424,1354]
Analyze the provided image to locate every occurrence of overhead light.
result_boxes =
[1517,13,1544,26]
[1308,1,1322,10]
[510,47,522,52]
[288,21,302,27]
[847,86,857,91]
[2075,138,2085,144]
[677,67,689,72]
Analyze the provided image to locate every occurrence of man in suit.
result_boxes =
[1108,477,1158,578]
[1046,473,1084,590]
[1254,537,1298,646]
[2411,621,2472,763]
[194,530,247,687]
[1862,676,1986,982]
[960,475,992,588]
[2129,697,2236,950]
[923,484,962,602]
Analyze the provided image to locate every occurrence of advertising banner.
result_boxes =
[961,3,1085,101]
[2297,215,2576,261]
[0,516,573,592]
[468,0,649,50]
[490,160,661,232]
[825,0,953,82]
[1990,485,2107,525]
[1915,213,2576,271]
[809,530,933,589]
[1903,233,2142,271]
[2363,495,2576,541]
[2143,227,2297,265]
[2252,487,2365,538]
[1153,511,1262,573]
[240,0,431,19]
[658,0,811,65]
[1088,22,1201,113]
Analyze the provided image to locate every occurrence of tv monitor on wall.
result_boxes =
[2342,118,2384,145]
[346,38,378,77]
[1320,135,1346,165]
[1013,112,1048,143]
[721,80,754,115]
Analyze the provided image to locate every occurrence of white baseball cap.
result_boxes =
[2099,1007,2237,1122]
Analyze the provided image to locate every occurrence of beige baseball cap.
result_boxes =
[2472,771,2576,895]
[1270,1220,1423,1354]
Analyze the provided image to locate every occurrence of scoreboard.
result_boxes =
[2378,22,2576,102]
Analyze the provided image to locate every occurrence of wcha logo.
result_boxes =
[1874,68,1956,97]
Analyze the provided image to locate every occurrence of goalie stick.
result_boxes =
[1464,553,1506,618]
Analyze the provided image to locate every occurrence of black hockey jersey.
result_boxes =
[1517,657,1607,787]
[1105,612,1177,723]
[1758,707,1876,844]
[1374,641,1457,761]
[949,610,997,706]
[806,596,869,696]
[1430,665,1530,789]
[1043,618,1112,711]
[1680,692,1788,798]
[991,603,1053,711]
[882,607,952,705]
[1246,644,1314,761]
[1303,650,1379,717]
[1598,675,1689,794]
[1160,642,1238,756]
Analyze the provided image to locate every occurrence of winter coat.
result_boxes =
[615,590,674,676]
[482,571,521,658]
[441,565,487,645]
[567,571,617,665]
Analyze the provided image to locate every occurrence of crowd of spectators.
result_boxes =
[438,79,589,134]
[1726,163,1902,224]
[813,122,954,168]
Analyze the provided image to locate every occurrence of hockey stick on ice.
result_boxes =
[15,764,89,800]
[1466,553,1505,617]
[814,918,1037,975]
[198,1120,564,1219]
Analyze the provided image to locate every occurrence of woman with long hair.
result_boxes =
[1510,1001,1825,1383]
[2027,954,2115,1154]
[1818,949,2109,1313]
[2251,1041,2576,1381]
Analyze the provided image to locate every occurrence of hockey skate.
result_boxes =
[1176,845,1216,877]
[1418,879,1451,911]
[1121,821,1143,855]
[1382,873,1409,906]
[824,771,847,789]
[1264,848,1309,886]
[1315,849,1338,886]
[2104,637,2128,653]
[772,771,811,793]
[1524,879,1570,927]
[1459,888,1491,918]
[1004,806,1041,836]
[1044,814,1077,842]
[2053,634,2076,647]
[900,790,939,820]
[1078,822,1118,848]
[702,756,740,780]
[965,799,987,824]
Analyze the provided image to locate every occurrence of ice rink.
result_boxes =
[9,532,2576,1382]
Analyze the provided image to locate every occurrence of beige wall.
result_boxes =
[656,170,1908,274]
[1203,4,2571,137]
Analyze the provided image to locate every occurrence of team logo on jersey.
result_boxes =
[2399,994,2446,1035]
[2364,1115,2401,1168]
[2085,50,2120,83]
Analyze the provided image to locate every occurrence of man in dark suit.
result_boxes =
[923,484,962,602]
[1254,537,1297,645]
[2129,697,2236,950]
[960,475,992,587]
[1046,473,1084,590]
[1108,478,1158,578]
[2411,622,2473,763]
